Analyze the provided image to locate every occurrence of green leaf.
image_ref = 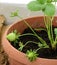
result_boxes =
[54,28,57,36]
[27,1,45,11]
[38,42,49,48]
[38,43,43,48]
[37,0,47,4]
[18,42,24,51]
[44,3,55,16]
[10,10,19,17]
[7,32,17,42]
[47,0,52,3]
[26,50,38,61]
[54,0,57,2]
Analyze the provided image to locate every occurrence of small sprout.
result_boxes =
[18,42,24,51]
[42,44,49,48]
[38,42,49,48]
[38,43,43,48]
[7,32,17,42]
[26,49,38,62]
[10,10,19,17]
[13,30,17,34]
[14,40,18,46]
[54,28,57,36]
[7,30,20,42]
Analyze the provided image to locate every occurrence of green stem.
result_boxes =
[18,15,47,46]
[48,16,54,48]
[47,16,53,44]
[34,28,47,32]
[50,16,54,42]
[19,33,37,37]
[24,41,38,47]
[19,41,39,51]
[44,16,52,43]
[36,48,41,52]
[44,16,48,29]
[18,16,36,34]
[52,36,57,49]
[44,16,54,48]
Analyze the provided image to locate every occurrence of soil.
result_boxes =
[11,27,57,59]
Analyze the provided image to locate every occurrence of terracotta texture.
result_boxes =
[2,16,57,65]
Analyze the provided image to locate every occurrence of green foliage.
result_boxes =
[18,42,24,51]
[7,32,17,42]
[37,0,47,4]
[10,10,19,17]
[26,50,38,61]
[54,28,57,36]
[27,0,57,50]
[47,0,52,3]
[7,0,57,61]
[44,3,55,16]
[54,0,57,2]
[27,0,55,16]
[7,30,20,42]
[27,1,45,11]
[38,42,49,48]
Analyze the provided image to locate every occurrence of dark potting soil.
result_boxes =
[11,27,57,59]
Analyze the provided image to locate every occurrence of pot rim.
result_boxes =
[2,16,57,65]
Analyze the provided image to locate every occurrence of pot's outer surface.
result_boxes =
[2,16,57,65]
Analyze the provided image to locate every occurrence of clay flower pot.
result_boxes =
[2,16,57,65]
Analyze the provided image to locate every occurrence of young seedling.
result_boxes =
[26,49,38,61]
[7,30,18,42]
[27,0,57,49]
[7,0,57,61]
[7,30,21,46]
[18,42,24,51]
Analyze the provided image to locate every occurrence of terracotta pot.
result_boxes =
[2,16,57,65]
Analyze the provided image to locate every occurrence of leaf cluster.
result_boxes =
[26,49,38,61]
[27,0,56,16]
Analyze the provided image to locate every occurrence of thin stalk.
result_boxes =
[34,28,47,32]
[24,41,38,47]
[47,16,53,44]
[19,41,39,51]
[50,16,54,42]
[44,16,54,47]
[44,16,48,29]
[36,48,41,52]
[52,36,57,49]
[18,15,47,46]
[19,33,37,37]
[47,16,54,48]
[18,15,36,34]
[44,16,52,44]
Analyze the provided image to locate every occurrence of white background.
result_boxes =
[0,0,57,24]
[0,0,32,4]
[0,0,43,24]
